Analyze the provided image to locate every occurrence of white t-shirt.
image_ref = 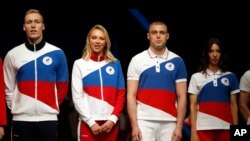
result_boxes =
[188,69,240,130]
[240,70,250,125]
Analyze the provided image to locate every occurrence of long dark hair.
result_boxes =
[199,38,228,73]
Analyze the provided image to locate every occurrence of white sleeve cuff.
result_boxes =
[108,115,118,124]
[83,117,96,127]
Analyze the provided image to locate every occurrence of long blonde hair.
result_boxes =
[82,24,116,62]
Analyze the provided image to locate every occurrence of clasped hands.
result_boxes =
[91,120,115,135]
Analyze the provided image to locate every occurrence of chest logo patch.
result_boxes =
[43,56,53,65]
[106,66,115,75]
[165,63,175,71]
[221,78,229,86]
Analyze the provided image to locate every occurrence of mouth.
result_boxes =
[211,59,218,63]
[30,30,37,34]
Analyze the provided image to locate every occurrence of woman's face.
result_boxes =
[208,43,221,66]
[89,29,106,56]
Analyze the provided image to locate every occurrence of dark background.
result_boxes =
[1,0,249,141]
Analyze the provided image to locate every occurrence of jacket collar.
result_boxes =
[25,39,45,51]
[90,52,105,62]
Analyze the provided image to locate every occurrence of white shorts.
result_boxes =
[138,120,176,141]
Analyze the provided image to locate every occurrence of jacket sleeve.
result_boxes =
[0,58,7,126]
[71,61,96,127]
[56,50,69,105]
[3,53,16,110]
[109,61,125,123]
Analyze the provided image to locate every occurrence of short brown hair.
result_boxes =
[24,9,44,23]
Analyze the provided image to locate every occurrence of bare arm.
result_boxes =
[127,80,141,141]
[190,94,200,141]
[172,82,187,141]
[176,82,187,128]
[239,91,250,123]
[230,94,238,125]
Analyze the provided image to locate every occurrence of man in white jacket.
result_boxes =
[3,9,69,141]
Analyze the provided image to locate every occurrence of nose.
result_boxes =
[30,23,35,28]
[30,21,36,27]
[96,39,101,43]
[212,54,217,58]
[156,32,161,38]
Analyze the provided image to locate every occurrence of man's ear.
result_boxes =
[147,33,150,40]
[166,33,170,40]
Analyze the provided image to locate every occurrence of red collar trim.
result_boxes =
[90,53,105,61]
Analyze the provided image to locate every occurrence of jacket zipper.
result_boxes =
[98,56,104,114]
[34,44,38,116]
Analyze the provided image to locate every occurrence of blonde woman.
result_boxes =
[72,24,125,141]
